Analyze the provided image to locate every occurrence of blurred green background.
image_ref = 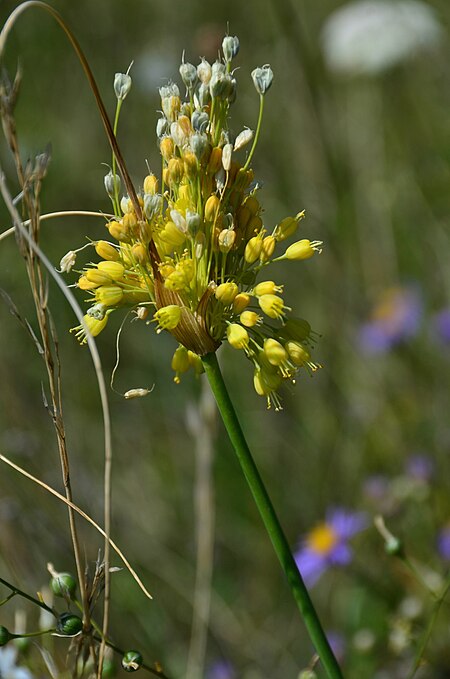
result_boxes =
[1,0,450,677]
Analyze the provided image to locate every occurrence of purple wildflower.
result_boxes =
[294,508,367,587]
[359,286,422,354]
[405,454,434,482]
[206,660,235,679]
[437,525,450,561]
[433,308,450,344]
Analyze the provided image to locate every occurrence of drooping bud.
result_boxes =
[95,241,120,261]
[192,110,209,133]
[251,65,274,95]
[114,72,132,100]
[263,338,288,366]
[227,323,249,350]
[258,294,287,319]
[104,170,121,198]
[240,310,261,327]
[285,341,310,366]
[171,345,190,383]
[58,251,77,273]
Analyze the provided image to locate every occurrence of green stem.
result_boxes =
[201,352,343,679]
[0,576,55,616]
[242,94,264,172]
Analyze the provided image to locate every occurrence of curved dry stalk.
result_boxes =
[0,452,152,600]
[0,171,113,673]
[0,210,115,244]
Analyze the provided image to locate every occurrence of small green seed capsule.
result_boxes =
[56,612,83,636]
[50,572,77,599]
[0,626,11,646]
[122,650,143,672]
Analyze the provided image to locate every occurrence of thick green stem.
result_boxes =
[201,352,344,679]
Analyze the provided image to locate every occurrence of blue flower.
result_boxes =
[206,660,235,679]
[294,509,367,587]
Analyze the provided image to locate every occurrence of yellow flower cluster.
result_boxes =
[68,35,322,409]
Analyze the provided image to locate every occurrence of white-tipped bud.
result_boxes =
[104,170,121,198]
[170,121,188,148]
[212,61,226,76]
[156,116,168,138]
[114,72,132,100]
[234,128,254,151]
[222,143,233,172]
[197,58,212,84]
[215,167,226,191]
[159,82,180,99]
[59,251,77,273]
[210,72,232,98]
[144,193,162,221]
[179,60,198,90]
[251,65,274,95]
[222,35,240,62]
[197,82,211,107]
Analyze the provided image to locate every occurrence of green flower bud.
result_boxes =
[122,650,143,672]
[385,537,404,557]
[56,612,83,636]
[50,572,77,599]
[251,65,274,95]
[0,626,11,646]
[114,72,132,100]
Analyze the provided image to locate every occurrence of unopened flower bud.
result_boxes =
[179,60,198,90]
[191,133,208,160]
[143,174,158,195]
[253,280,283,297]
[104,170,121,198]
[251,65,274,95]
[227,323,249,349]
[222,143,233,172]
[222,35,240,62]
[210,72,233,98]
[156,116,168,138]
[197,82,211,107]
[171,345,190,383]
[122,650,143,672]
[234,128,254,152]
[274,210,305,241]
[56,612,83,636]
[204,195,220,222]
[197,58,212,84]
[114,72,132,100]
[216,281,238,304]
[50,572,77,599]
[218,228,236,253]
[95,241,120,261]
[244,236,263,264]
[186,210,201,234]
[233,293,250,313]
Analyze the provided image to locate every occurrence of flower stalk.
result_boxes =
[201,352,344,679]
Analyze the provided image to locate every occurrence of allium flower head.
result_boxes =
[294,509,367,587]
[67,36,323,409]
[358,286,422,354]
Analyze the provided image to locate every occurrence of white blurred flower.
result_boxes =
[321,0,442,75]
[0,647,32,679]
